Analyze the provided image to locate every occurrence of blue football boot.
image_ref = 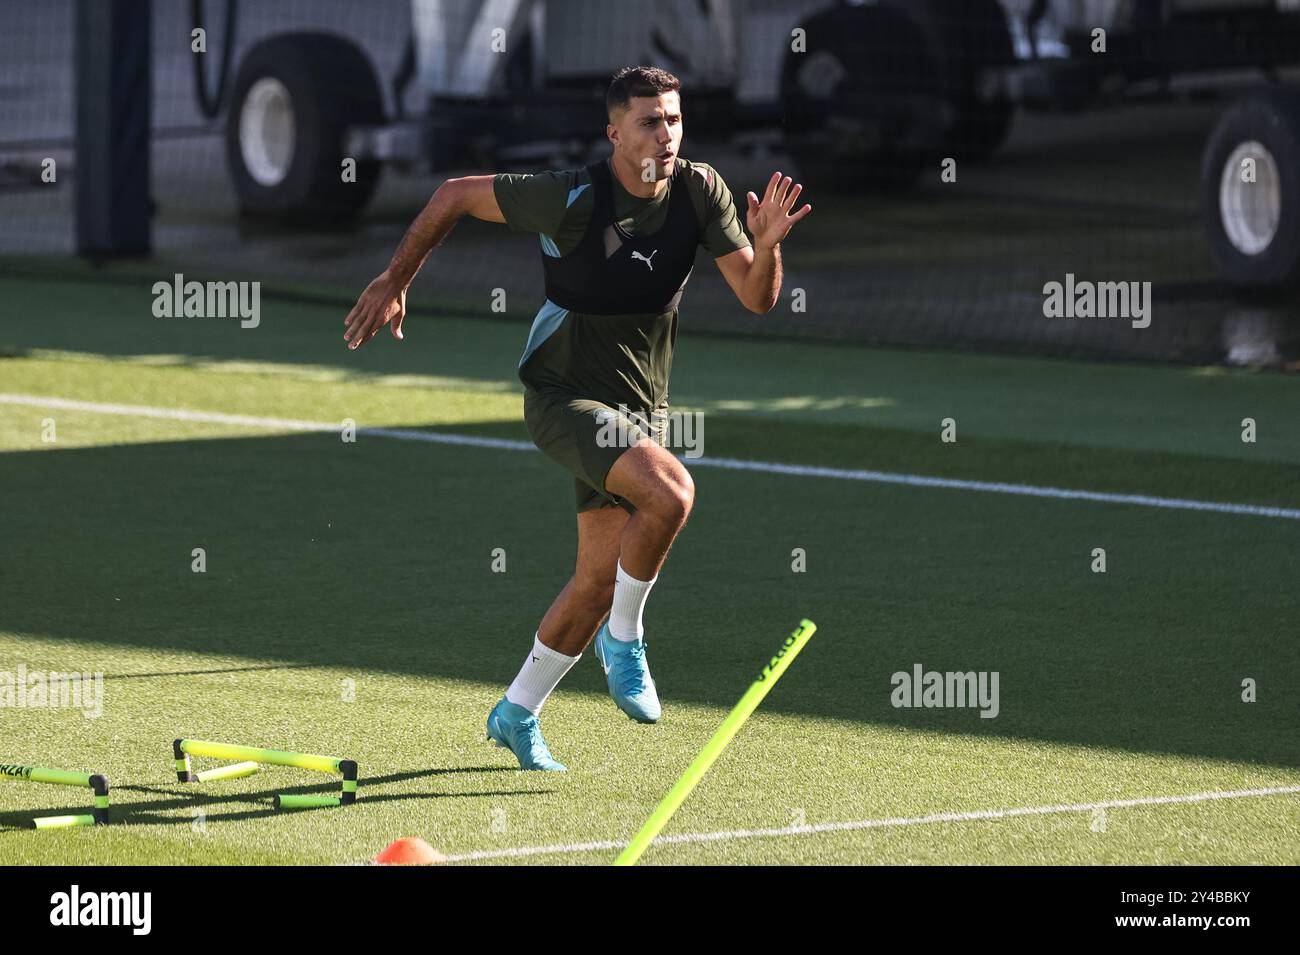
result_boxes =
[593,621,662,723]
[486,696,566,771]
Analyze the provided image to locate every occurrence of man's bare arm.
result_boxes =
[714,172,809,316]
[715,243,781,314]
[385,176,504,289]
[343,176,504,349]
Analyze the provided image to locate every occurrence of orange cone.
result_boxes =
[374,837,446,865]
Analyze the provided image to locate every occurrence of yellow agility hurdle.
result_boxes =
[173,739,357,808]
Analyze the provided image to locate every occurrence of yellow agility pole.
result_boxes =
[274,794,341,809]
[173,740,357,807]
[34,814,97,829]
[1,763,111,827]
[615,618,817,866]
[194,760,260,783]
[176,740,343,774]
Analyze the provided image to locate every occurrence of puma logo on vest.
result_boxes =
[631,250,658,270]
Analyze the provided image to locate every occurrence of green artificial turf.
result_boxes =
[1,272,1297,865]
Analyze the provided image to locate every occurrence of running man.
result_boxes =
[343,66,811,770]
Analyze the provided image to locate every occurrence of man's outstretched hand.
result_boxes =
[745,172,812,249]
[343,272,406,350]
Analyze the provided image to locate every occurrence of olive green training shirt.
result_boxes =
[493,157,750,410]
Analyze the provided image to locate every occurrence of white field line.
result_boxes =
[3,393,1298,521]
[6,393,1297,858]
[442,785,1300,863]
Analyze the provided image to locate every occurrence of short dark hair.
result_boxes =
[606,66,681,119]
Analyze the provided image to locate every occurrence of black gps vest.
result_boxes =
[542,159,703,315]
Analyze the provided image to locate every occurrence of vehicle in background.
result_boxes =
[221,0,1300,288]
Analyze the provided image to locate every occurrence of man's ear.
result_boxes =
[606,123,618,148]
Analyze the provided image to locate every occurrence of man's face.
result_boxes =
[610,91,682,182]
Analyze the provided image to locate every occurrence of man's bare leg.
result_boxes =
[535,438,693,656]
[489,505,629,770]
[604,439,695,580]
[536,505,630,656]
[495,437,692,748]
[568,438,694,723]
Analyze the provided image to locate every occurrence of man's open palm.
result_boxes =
[746,172,811,248]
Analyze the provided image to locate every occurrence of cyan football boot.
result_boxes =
[593,621,662,724]
[486,696,567,771]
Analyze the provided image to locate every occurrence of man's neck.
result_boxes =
[608,154,669,199]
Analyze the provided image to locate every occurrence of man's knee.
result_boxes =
[648,469,694,526]
[606,442,694,525]
[572,574,615,609]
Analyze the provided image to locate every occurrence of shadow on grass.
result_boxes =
[2,418,1298,775]
[0,766,548,831]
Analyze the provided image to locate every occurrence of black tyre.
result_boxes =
[780,4,944,193]
[1202,92,1300,289]
[914,0,1017,161]
[226,32,385,224]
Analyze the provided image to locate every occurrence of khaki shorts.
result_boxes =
[523,389,668,513]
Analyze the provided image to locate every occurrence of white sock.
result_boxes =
[608,559,657,642]
[505,633,581,715]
